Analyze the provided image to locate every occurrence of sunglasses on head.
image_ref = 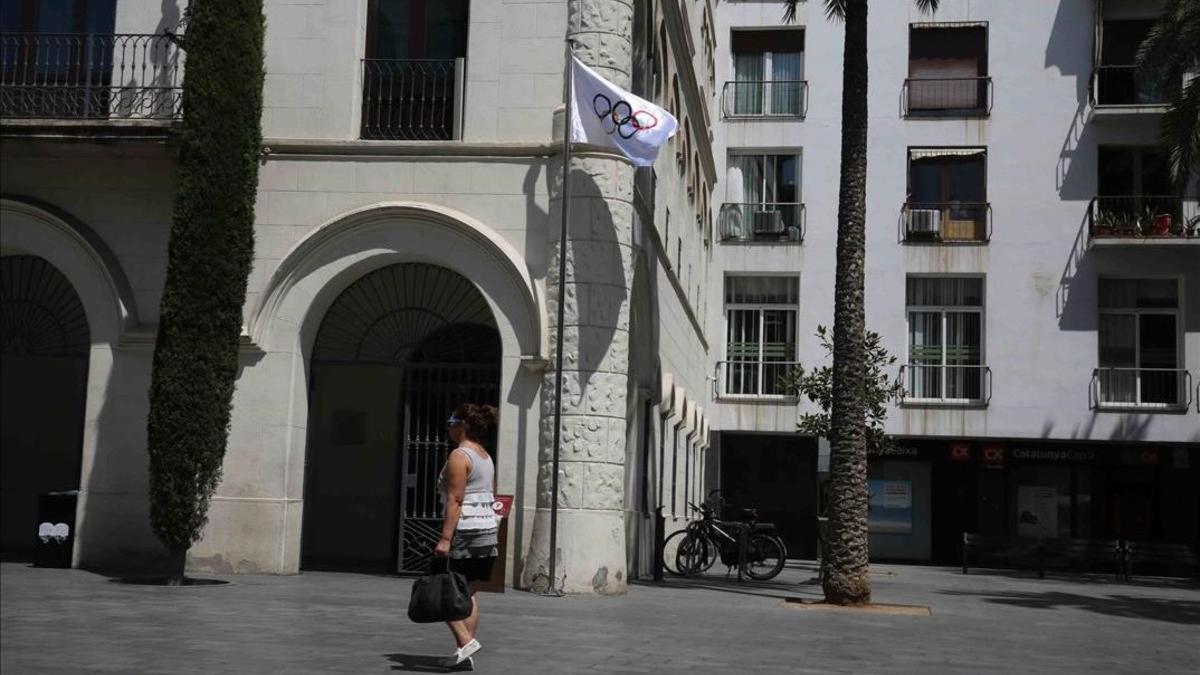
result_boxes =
[446,416,464,427]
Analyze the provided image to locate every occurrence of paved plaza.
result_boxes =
[2,561,1197,674]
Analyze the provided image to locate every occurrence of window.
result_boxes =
[905,277,986,403]
[723,276,798,397]
[1,0,116,33]
[1096,279,1184,408]
[906,148,988,242]
[722,152,801,241]
[906,23,988,116]
[1095,20,1170,105]
[729,30,804,116]
[361,0,469,140]
[1093,146,1182,237]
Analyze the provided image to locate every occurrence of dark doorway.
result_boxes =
[301,263,500,574]
[1,255,90,560]
[718,433,817,559]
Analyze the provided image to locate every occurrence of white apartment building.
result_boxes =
[0,0,721,594]
[706,0,1198,566]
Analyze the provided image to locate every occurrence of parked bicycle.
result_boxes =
[666,493,786,581]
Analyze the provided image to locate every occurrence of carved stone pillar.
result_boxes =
[521,0,635,595]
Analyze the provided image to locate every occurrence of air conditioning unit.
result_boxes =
[906,208,941,237]
[752,209,785,234]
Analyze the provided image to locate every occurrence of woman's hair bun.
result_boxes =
[453,403,498,435]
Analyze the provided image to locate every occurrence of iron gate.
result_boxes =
[396,363,500,573]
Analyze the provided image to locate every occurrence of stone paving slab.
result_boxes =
[2,561,1198,674]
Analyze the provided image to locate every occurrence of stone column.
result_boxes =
[521,0,635,595]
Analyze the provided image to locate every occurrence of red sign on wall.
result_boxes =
[492,494,513,518]
[983,444,1006,468]
[950,443,972,462]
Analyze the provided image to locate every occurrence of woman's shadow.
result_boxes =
[383,652,458,672]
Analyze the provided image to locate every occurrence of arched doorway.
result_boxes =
[1,255,90,560]
[301,263,501,573]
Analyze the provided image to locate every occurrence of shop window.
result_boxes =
[905,276,987,403]
[1095,278,1184,408]
[722,276,799,397]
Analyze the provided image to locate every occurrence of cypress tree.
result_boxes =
[145,0,265,581]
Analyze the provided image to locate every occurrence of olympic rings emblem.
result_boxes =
[592,94,659,139]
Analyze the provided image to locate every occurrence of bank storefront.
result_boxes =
[867,439,1199,570]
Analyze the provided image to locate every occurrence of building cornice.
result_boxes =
[662,1,717,184]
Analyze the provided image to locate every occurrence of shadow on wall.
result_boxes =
[1041,408,1200,444]
[1055,212,1095,329]
[80,348,174,574]
[940,589,1200,626]
[1046,0,1097,201]
[530,156,630,409]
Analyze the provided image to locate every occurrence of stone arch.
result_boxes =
[0,196,139,342]
[0,196,140,568]
[249,202,545,363]
[211,202,546,574]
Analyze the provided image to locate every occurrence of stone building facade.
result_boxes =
[1,0,717,594]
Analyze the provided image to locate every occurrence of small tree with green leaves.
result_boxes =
[778,326,905,456]
[777,326,904,602]
[145,0,265,582]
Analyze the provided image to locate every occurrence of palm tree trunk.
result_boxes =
[823,0,871,606]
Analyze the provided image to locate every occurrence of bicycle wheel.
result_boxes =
[661,529,690,576]
[674,533,710,577]
[743,533,786,580]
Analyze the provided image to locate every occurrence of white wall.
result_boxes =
[708,0,1200,444]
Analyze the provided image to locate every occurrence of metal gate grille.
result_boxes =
[398,363,500,573]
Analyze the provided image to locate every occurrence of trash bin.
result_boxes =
[34,490,78,569]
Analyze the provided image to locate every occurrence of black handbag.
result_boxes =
[407,559,472,623]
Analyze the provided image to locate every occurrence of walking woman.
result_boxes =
[435,403,499,670]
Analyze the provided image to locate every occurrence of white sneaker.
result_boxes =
[449,656,475,671]
[442,639,481,668]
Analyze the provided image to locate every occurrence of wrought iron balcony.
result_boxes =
[1091,367,1192,411]
[902,77,992,117]
[900,364,991,405]
[0,33,183,121]
[901,202,991,243]
[1088,196,1200,242]
[718,202,805,243]
[1090,65,1173,108]
[721,80,807,119]
[361,58,464,141]
[715,360,799,399]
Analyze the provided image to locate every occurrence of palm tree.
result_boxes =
[782,0,937,605]
[1137,0,1199,192]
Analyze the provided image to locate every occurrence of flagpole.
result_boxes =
[546,37,575,597]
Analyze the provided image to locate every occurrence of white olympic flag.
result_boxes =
[569,56,678,167]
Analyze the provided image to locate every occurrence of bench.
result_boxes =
[1123,541,1200,581]
[962,533,1122,579]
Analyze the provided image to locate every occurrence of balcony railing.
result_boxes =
[715,360,798,399]
[1088,196,1200,240]
[1090,65,1172,107]
[900,364,991,405]
[1091,368,1192,410]
[719,202,805,243]
[361,58,464,141]
[902,77,992,117]
[901,202,991,243]
[0,33,183,120]
[721,80,807,119]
